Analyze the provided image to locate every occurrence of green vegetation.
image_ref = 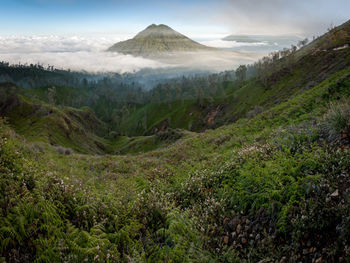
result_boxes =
[1,19,350,263]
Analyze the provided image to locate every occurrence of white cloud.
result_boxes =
[200,39,268,49]
[156,51,261,72]
[0,35,170,73]
[0,35,263,73]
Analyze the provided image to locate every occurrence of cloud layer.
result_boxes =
[215,0,349,36]
[0,35,263,73]
[200,39,268,49]
[0,35,170,73]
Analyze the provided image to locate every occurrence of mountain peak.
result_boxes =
[107,24,214,57]
[134,24,182,39]
[146,24,169,29]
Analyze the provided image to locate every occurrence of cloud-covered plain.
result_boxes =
[0,35,170,73]
[0,35,262,73]
[156,50,259,72]
[200,39,268,49]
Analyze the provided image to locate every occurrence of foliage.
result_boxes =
[322,101,350,144]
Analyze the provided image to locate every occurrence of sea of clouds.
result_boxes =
[0,35,262,73]
[200,39,269,49]
[0,35,171,73]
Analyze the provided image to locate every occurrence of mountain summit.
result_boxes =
[107,24,214,57]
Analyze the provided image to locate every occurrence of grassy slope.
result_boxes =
[0,90,169,155]
[1,65,350,262]
[5,95,111,154]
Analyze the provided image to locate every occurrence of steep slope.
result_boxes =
[0,83,111,154]
[297,19,350,58]
[0,83,184,155]
[107,24,214,57]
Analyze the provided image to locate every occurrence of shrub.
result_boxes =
[109,131,118,139]
[56,146,73,155]
[65,148,73,155]
[246,106,264,118]
[322,101,350,143]
[156,128,183,143]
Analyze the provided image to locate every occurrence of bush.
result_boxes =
[56,146,73,155]
[322,101,350,143]
[246,106,264,118]
[155,128,183,143]
[109,131,118,139]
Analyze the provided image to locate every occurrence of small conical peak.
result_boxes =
[147,24,157,29]
[147,24,169,27]
[134,24,180,39]
[145,24,172,31]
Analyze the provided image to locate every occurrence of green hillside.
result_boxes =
[0,83,175,155]
[1,65,350,262]
[120,34,350,135]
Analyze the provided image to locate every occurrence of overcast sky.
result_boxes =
[0,0,349,37]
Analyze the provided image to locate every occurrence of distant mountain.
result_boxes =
[107,24,215,57]
[221,34,302,54]
[222,35,260,43]
[222,34,300,44]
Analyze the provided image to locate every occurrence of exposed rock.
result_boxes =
[223,236,229,244]
[236,224,242,234]
[228,217,240,230]
[279,256,287,263]
[231,232,237,239]
[330,189,339,197]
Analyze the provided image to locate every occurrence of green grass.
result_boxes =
[1,93,178,155]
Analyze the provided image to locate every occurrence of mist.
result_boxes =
[0,35,262,73]
[0,35,171,73]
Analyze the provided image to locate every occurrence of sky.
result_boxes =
[0,0,349,73]
[0,0,349,37]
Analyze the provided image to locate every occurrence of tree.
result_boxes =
[111,109,121,131]
[142,110,147,132]
[196,87,204,107]
[298,38,309,48]
[48,86,56,105]
[236,65,247,83]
